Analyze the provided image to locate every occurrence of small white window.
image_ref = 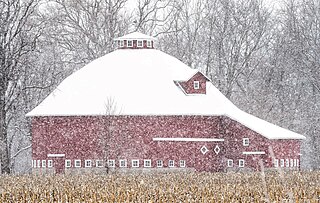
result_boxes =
[119,159,127,168]
[47,160,53,168]
[108,160,115,167]
[85,160,92,168]
[200,146,209,155]
[243,138,250,146]
[75,159,81,168]
[297,159,299,167]
[179,160,186,168]
[290,159,293,167]
[227,159,233,167]
[147,40,152,47]
[96,160,103,167]
[119,40,124,47]
[239,159,245,167]
[42,160,46,168]
[168,160,174,168]
[33,160,36,168]
[144,159,151,168]
[132,160,139,168]
[127,40,133,47]
[274,159,279,167]
[137,40,143,47]
[294,159,297,167]
[65,160,71,168]
[37,160,41,168]
[285,159,289,167]
[280,159,284,167]
[193,81,200,89]
[157,160,163,167]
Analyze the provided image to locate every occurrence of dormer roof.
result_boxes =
[114,32,156,41]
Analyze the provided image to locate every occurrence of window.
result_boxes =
[96,160,103,167]
[132,160,139,168]
[297,159,299,167]
[290,159,293,167]
[42,160,46,168]
[119,40,124,47]
[274,159,279,168]
[193,81,200,90]
[65,160,71,168]
[127,40,133,47]
[137,40,143,47]
[243,138,250,146]
[280,159,284,167]
[239,159,245,167]
[200,146,209,155]
[75,159,81,168]
[147,40,152,47]
[157,160,163,168]
[294,159,297,167]
[85,160,92,168]
[227,159,233,167]
[214,145,221,154]
[179,160,186,168]
[47,160,53,168]
[37,160,41,168]
[168,160,174,168]
[144,159,151,168]
[108,160,115,167]
[33,160,36,168]
[119,159,127,168]
[285,159,289,167]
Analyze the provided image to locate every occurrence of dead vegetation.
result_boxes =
[0,171,319,202]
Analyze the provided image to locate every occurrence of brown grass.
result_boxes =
[0,171,319,202]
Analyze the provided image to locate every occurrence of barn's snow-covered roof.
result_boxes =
[27,33,305,140]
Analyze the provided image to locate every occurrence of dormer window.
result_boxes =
[194,81,200,89]
[119,40,124,47]
[127,40,133,47]
[137,40,143,47]
[147,40,152,48]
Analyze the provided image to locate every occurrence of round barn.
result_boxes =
[27,32,305,174]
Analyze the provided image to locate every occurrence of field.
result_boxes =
[0,171,319,202]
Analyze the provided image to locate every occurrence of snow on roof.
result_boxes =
[26,41,305,140]
[114,32,156,41]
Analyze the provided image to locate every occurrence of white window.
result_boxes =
[42,160,46,168]
[96,160,103,167]
[119,159,127,168]
[132,160,139,168]
[193,81,200,89]
[280,159,284,167]
[144,159,151,168]
[274,159,279,168]
[243,138,250,146]
[137,40,143,47]
[108,160,115,167]
[147,40,152,47]
[180,160,186,168]
[297,159,299,167]
[294,159,297,167]
[33,160,36,168]
[127,40,133,47]
[85,160,92,168]
[37,160,41,168]
[168,160,174,168]
[239,159,245,167]
[290,159,293,167]
[75,159,81,168]
[119,40,124,47]
[157,160,163,167]
[47,160,53,168]
[227,159,233,167]
[65,160,71,168]
[200,146,209,155]
[285,159,289,167]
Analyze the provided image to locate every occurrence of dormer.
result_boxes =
[175,72,210,95]
[114,32,155,49]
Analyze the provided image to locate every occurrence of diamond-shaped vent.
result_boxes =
[200,146,209,155]
[214,145,220,154]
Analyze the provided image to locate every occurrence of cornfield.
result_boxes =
[0,171,319,202]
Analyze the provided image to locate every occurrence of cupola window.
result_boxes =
[147,40,152,47]
[119,40,124,47]
[127,40,133,47]
[137,40,143,47]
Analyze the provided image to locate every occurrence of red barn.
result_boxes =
[27,32,305,174]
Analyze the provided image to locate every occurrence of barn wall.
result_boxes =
[180,72,207,94]
[31,116,302,173]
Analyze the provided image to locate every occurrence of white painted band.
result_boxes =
[47,154,65,158]
[242,151,265,155]
[153,137,224,142]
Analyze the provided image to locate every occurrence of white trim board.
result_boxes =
[242,151,265,155]
[47,154,65,158]
[153,138,224,142]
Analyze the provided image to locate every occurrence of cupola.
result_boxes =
[114,32,155,49]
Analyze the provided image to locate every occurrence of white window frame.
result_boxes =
[65,160,71,168]
[147,40,152,47]
[47,160,53,168]
[285,159,289,167]
[179,160,186,168]
[193,81,200,90]
[157,160,163,168]
[274,159,279,168]
[239,159,245,167]
[280,159,284,167]
[132,159,139,168]
[85,160,92,168]
[294,159,297,167]
[137,40,143,47]
[42,160,46,168]
[127,40,133,47]
[33,160,36,168]
[297,159,299,167]
[108,160,115,167]
[96,160,103,168]
[119,40,124,47]
[200,146,209,155]
[119,159,127,168]
[37,160,41,168]
[243,138,250,146]
[144,159,152,168]
[227,159,233,167]
[75,159,81,168]
[168,160,174,168]
[290,159,293,167]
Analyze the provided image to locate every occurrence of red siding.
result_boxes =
[180,72,207,94]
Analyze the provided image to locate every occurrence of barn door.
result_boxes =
[47,154,65,174]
